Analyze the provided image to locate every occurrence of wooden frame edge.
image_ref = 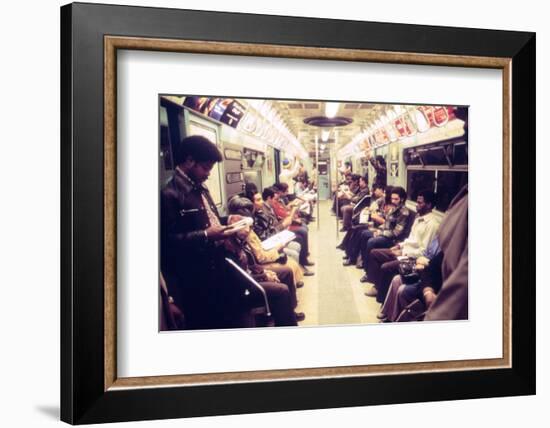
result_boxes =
[104,36,117,391]
[106,35,510,68]
[502,61,513,370]
[103,35,513,391]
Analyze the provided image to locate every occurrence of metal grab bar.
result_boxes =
[225,257,272,317]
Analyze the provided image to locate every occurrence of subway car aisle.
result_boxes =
[296,200,380,326]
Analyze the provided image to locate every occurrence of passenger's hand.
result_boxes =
[205,225,230,241]
[423,288,437,308]
[282,217,292,228]
[275,243,286,252]
[415,263,426,271]
[416,256,430,267]
[265,270,280,282]
[392,248,402,257]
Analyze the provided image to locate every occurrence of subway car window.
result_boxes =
[407,170,436,201]
[159,95,469,331]
[436,170,468,212]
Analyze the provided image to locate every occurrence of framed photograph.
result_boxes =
[61,2,535,424]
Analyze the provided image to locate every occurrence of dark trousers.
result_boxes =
[332,195,350,217]
[291,225,309,263]
[341,204,354,230]
[257,282,297,326]
[345,227,372,262]
[361,235,394,275]
[267,264,297,309]
[366,248,400,303]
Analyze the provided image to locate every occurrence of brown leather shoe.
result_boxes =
[295,312,306,322]
[364,285,378,297]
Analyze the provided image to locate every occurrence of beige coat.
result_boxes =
[246,231,304,283]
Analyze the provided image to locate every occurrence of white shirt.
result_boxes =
[400,211,440,258]
[279,161,301,194]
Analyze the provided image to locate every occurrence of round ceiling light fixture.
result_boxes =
[303,116,353,127]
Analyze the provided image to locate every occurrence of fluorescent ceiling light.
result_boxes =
[325,102,339,118]
[321,130,330,142]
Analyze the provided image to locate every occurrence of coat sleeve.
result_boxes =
[160,189,208,250]
[382,208,410,240]
[424,239,468,320]
[247,233,280,263]
[253,215,270,241]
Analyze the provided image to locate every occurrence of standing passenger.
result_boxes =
[424,185,468,321]
[279,157,301,196]
[160,135,238,329]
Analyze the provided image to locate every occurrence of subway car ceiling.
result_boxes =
[159,95,468,214]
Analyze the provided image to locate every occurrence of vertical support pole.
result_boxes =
[315,134,320,231]
[335,130,339,239]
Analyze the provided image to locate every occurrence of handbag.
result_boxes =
[395,298,426,322]
[397,256,421,285]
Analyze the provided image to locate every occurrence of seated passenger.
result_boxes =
[227,196,304,289]
[340,174,370,232]
[331,173,352,214]
[336,174,361,219]
[243,182,258,200]
[378,246,444,322]
[248,189,303,266]
[359,186,411,283]
[223,215,300,326]
[269,186,315,272]
[293,176,316,220]
[341,185,391,267]
[339,183,385,264]
[364,190,440,300]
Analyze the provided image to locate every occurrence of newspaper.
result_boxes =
[261,230,296,251]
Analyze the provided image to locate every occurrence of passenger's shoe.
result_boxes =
[360,275,370,283]
[343,259,356,266]
[376,310,386,320]
[295,312,306,322]
[296,281,304,288]
[303,269,315,276]
[303,259,315,267]
[356,262,363,269]
[364,285,378,297]
[336,244,344,250]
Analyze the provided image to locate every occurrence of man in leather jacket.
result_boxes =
[160,135,238,329]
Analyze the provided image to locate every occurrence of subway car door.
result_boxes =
[317,161,330,200]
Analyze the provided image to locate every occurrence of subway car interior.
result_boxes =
[160,95,469,331]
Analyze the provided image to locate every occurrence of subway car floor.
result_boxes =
[295,200,381,326]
